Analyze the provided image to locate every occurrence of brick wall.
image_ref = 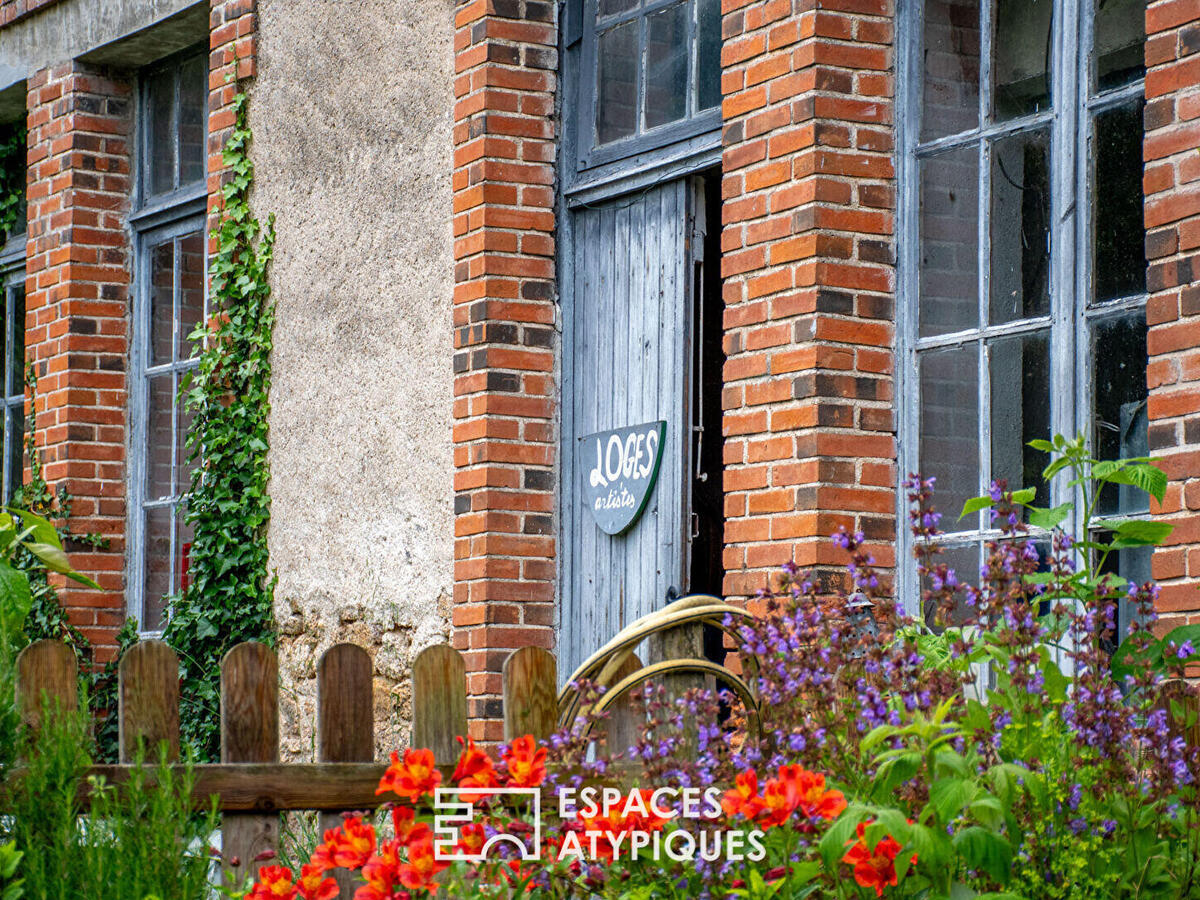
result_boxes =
[451,0,558,740]
[0,0,64,28]
[24,62,132,661]
[207,0,257,242]
[1145,0,1200,631]
[719,0,897,603]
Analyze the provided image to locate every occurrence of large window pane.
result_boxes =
[992,0,1052,120]
[990,128,1050,324]
[1095,0,1145,90]
[920,344,980,524]
[178,55,207,188]
[696,0,721,111]
[923,542,980,624]
[989,330,1050,503]
[920,147,979,336]
[597,21,638,144]
[146,373,174,501]
[5,406,21,502]
[178,232,205,360]
[1093,99,1146,303]
[646,3,688,129]
[7,285,23,397]
[1093,313,1148,516]
[923,0,981,140]
[146,68,176,197]
[150,240,174,365]
[143,506,172,631]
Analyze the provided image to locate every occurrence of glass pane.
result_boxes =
[175,504,194,597]
[178,55,207,188]
[696,0,721,111]
[146,373,175,501]
[8,285,23,398]
[645,3,688,129]
[597,21,638,144]
[920,147,979,336]
[0,292,7,405]
[920,344,980,525]
[5,405,22,502]
[599,0,636,15]
[989,128,1050,324]
[1095,0,1145,90]
[922,543,980,625]
[142,505,172,631]
[989,331,1050,504]
[922,0,981,140]
[150,239,175,365]
[1098,544,1151,647]
[178,231,205,362]
[176,390,194,496]
[1093,313,1148,516]
[993,0,1052,120]
[1094,100,1146,303]
[146,68,176,196]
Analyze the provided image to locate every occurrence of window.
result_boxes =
[897,0,1147,617]
[574,0,721,170]
[128,51,207,633]
[0,257,24,504]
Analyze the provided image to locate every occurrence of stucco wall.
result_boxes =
[250,0,456,759]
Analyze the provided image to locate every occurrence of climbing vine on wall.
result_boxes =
[162,89,276,760]
[0,125,25,241]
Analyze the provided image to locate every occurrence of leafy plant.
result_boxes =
[162,87,276,760]
[0,125,24,243]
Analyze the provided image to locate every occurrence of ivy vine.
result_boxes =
[0,125,25,242]
[162,89,276,760]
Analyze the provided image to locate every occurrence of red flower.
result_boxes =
[356,838,401,900]
[309,828,340,873]
[841,820,915,897]
[377,748,443,802]
[452,736,499,795]
[757,765,803,828]
[334,817,377,869]
[795,768,847,821]
[397,832,450,893]
[721,769,764,819]
[248,866,297,900]
[457,821,487,857]
[502,735,548,788]
[296,864,339,900]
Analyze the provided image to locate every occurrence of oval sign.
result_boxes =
[579,421,667,535]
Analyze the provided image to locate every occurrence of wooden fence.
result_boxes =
[13,638,559,890]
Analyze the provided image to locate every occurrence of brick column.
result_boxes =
[719,0,897,603]
[1145,0,1200,630]
[207,0,257,240]
[451,0,557,740]
[24,63,132,661]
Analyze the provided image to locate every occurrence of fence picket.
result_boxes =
[15,639,77,733]
[412,644,466,763]
[318,643,374,900]
[118,640,180,762]
[502,646,557,742]
[220,642,279,889]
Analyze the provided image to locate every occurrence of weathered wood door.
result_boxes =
[559,177,701,679]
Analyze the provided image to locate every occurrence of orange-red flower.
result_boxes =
[333,817,377,869]
[502,735,548,788]
[309,827,340,872]
[757,765,803,828]
[452,736,499,795]
[457,821,487,857]
[356,838,401,900]
[296,863,338,900]
[795,768,847,821]
[397,831,450,893]
[377,747,443,802]
[841,820,914,898]
[248,866,297,900]
[722,769,764,819]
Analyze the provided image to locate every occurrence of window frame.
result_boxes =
[572,0,722,177]
[895,0,1148,611]
[127,48,208,636]
[0,236,25,505]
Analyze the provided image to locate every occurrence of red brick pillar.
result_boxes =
[1145,0,1200,630]
[24,63,132,660]
[719,0,897,603]
[451,0,558,739]
[207,0,258,239]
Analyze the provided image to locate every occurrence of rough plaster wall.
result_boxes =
[251,0,455,760]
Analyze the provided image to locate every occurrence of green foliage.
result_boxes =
[0,125,24,243]
[162,88,276,760]
[0,841,22,900]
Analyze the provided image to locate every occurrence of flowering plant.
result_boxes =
[247,437,1199,899]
